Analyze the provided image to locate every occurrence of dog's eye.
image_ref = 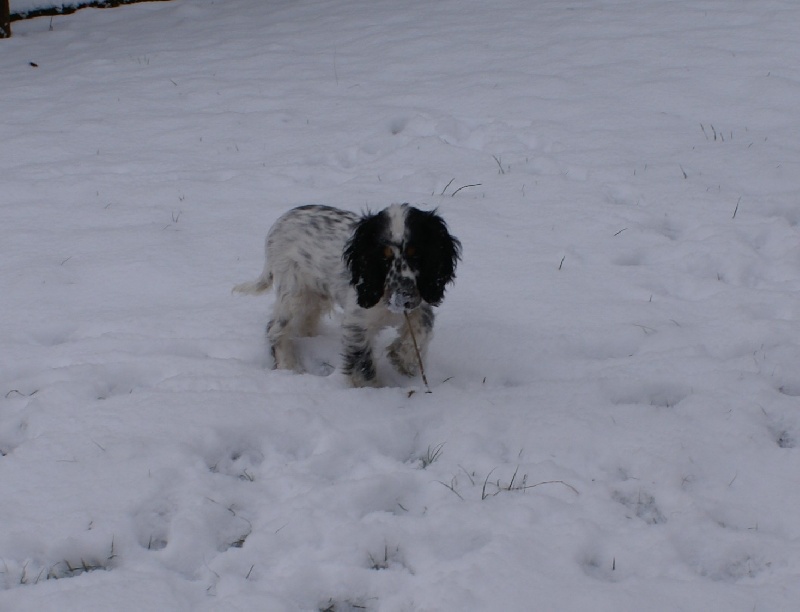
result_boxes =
[383,245,394,260]
[405,245,417,258]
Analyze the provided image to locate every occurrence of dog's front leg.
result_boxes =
[341,320,379,387]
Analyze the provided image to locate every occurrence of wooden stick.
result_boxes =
[403,311,431,393]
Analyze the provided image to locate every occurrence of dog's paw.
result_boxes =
[348,373,384,388]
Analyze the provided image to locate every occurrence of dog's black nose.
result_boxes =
[387,284,421,313]
[402,293,421,311]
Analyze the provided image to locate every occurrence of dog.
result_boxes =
[234,204,461,387]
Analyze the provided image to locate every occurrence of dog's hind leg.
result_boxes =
[295,292,330,337]
[266,290,301,371]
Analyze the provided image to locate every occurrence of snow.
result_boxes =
[8,1,58,14]
[2,0,800,610]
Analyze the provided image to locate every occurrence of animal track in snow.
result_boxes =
[388,116,408,135]
[612,489,667,525]
[777,381,800,397]
[133,496,173,551]
[774,430,795,449]
[579,550,621,582]
[609,381,691,409]
[0,395,32,458]
[767,423,796,449]
[1,530,117,589]
[690,550,770,583]
[205,443,265,482]
[133,492,252,557]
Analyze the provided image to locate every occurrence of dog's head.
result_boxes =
[343,204,462,311]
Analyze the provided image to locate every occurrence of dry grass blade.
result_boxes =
[451,183,482,197]
[403,310,431,393]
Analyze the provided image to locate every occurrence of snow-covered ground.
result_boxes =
[9,0,144,18]
[2,1,800,610]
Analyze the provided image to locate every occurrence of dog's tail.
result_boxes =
[233,262,274,295]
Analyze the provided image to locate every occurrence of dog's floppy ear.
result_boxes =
[343,210,390,308]
[405,208,461,306]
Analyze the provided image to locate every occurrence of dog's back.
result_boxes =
[233,205,357,297]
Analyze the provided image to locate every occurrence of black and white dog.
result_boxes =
[234,204,461,387]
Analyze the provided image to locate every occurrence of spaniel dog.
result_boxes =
[234,204,461,387]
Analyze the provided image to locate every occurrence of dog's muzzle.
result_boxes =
[387,279,421,313]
